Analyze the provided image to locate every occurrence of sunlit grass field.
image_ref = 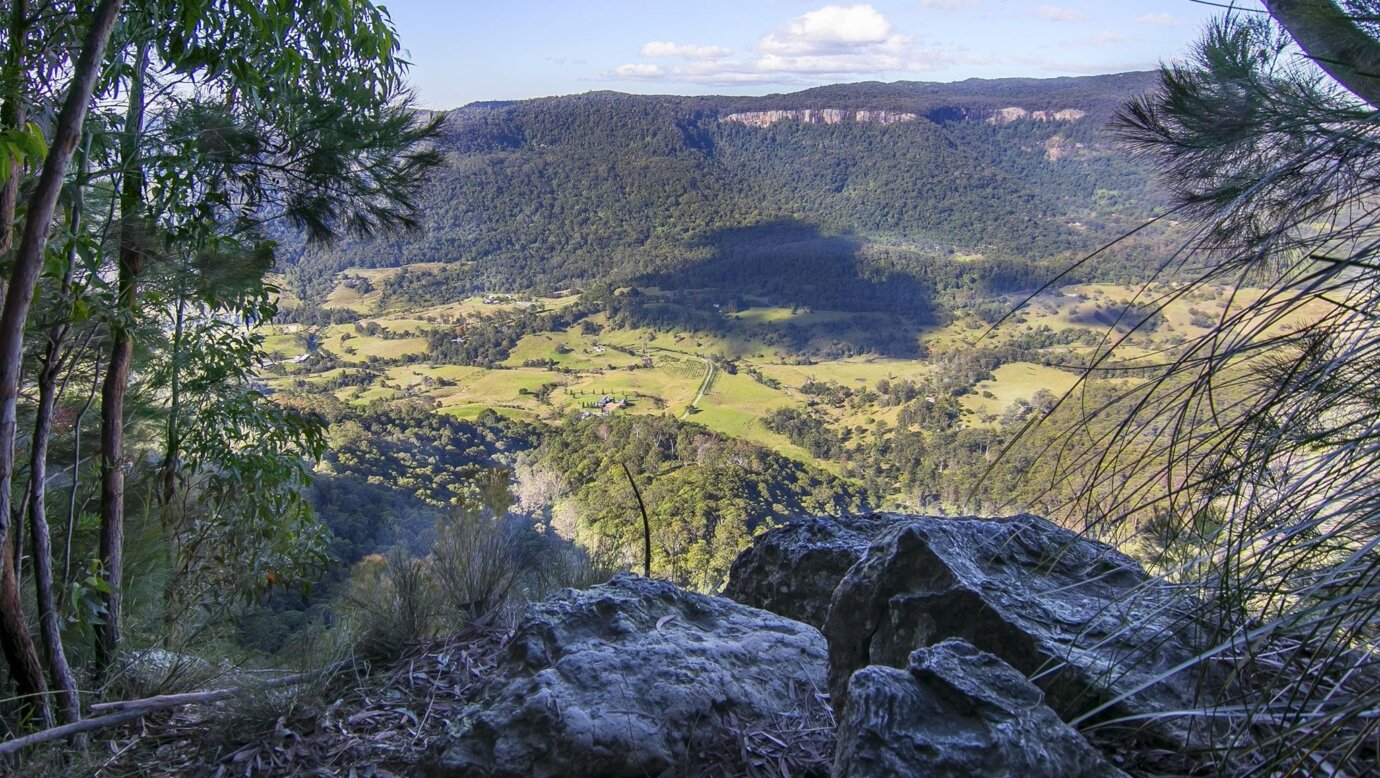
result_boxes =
[265,275,1265,471]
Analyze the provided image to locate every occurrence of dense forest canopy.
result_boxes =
[283,72,1174,302]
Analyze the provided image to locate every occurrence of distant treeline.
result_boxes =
[282,73,1177,303]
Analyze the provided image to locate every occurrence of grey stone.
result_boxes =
[722,514,890,628]
[824,514,1219,747]
[427,572,829,777]
[833,638,1127,778]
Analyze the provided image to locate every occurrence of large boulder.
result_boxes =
[825,514,1219,747]
[722,514,890,628]
[427,573,830,777]
[833,638,1127,778]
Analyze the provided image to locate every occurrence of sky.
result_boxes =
[381,1,1227,109]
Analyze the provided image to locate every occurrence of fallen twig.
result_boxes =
[90,663,345,715]
[0,707,149,756]
[0,663,343,756]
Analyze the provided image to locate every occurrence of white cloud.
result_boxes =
[757,51,912,74]
[613,63,664,78]
[1038,4,1086,22]
[657,61,779,85]
[607,4,959,86]
[761,5,899,56]
[640,41,732,61]
[1135,12,1180,27]
[750,4,932,77]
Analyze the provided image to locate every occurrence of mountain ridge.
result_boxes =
[286,70,1168,304]
[445,70,1157,115]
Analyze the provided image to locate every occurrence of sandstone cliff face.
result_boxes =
[722,109,918,127]
[986,106,1088,124]
[721,105,1087,128]
[1044,134,1088,161]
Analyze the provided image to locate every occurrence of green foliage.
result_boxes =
[538,414,867,591]
[340,550,438,662]
[0,0,444,731]
[0,121,46,181]
[336,502,612,663]
[313,398,538,509]
[426,300,599,366]
[284,73,1179,303]
[430,511,518,622]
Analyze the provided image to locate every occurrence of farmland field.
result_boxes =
[262,274,1255,476]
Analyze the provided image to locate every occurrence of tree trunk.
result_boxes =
[0,0,28,257]
[29,354,80,725]
[95,42,147,673]
[96,332,132,670]
[160,292,185,506]
[0,546,45,723]
[1265,0,1380,109]
[27,147,89,727]
[0,0,124,724]
[62,359,100,600]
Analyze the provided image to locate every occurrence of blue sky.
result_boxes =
[381,1,1227,109]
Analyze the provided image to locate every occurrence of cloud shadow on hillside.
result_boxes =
[623,220,938,358]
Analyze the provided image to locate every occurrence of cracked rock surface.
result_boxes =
[427,573,829,777]
[833,638,1127,778]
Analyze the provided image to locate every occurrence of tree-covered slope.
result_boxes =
[285,72,1167,300]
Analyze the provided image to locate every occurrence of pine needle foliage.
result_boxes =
[1034,8,1380,774]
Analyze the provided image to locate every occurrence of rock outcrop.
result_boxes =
[823,514,1218,747]
[722,109,918,127]
[1044,134,1088,161]
[986,106,1087,124]
[834,638,1127,778]
[427,573,829,777]
[722,514,889,628]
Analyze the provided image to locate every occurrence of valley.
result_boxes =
[263,265,1243,494]
[244,70,1286,631]
[3,3,1373,773]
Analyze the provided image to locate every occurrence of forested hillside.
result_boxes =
[284,72,1172,302]
[4,0,1378,774]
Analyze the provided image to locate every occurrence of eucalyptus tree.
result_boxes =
[20,132,103,727]
[0,0,437,726]
[86,0,439,671]
[0,0,124,726]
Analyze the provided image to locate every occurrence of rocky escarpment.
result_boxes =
[426,573,830,777]
[722,109,918,127]
[427,513,1227,776]
[722,106,1087,128]
[821,514,1221,750]
[987,106,1088,124]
